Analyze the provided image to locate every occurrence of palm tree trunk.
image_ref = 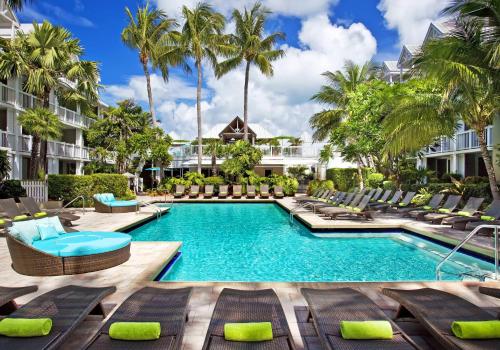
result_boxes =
[29,135,40,180]
[477,127,499,200]
[243,60,250,142]
[196,60,203,175]
[357,158,364,190]
[211,154,217,176]
[40,89,50,176]
[142,60,156,126]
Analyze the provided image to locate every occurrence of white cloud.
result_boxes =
[154,0,338,18]
[378,0,448,44]
[104,14,377,141]
[20,2,94,27]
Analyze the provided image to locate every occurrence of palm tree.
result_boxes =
[18,108,62,179]
[217,2,285,141]
[383,19,500,199]
[6,0,31,10]
[180,2,232,174]
[204,139,225,176]
[122,2,184,126]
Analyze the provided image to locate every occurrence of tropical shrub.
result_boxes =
[119,188,137,200]
[0,180,26,199]
[245,170,267,186]
[0,150,11,181]
[91,174,129,197]
[441,172,463,182]
[326,168,372,191]
[268,175,299,196]
[204,176,225,186]
[160,177,190,193]
[366,173,384,188]
[287,165,309,182]
[184,171,205,185]
[382,180,396,190]
[307,179,334,195]
[220,141,263,179]
[464,176,489,184]
[411,188,433,206]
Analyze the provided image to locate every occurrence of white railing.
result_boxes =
[423,126,493,155]
[20,180,48,203]
[46,140,91,160]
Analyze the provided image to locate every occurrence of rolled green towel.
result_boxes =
[224,322,273,342]
[377,200,384,203]
[339,204,346,208]
[0,219,5,225]
[457,211,472,217]
[423,206,432,210]
[481,215,495,221]
[387,200,393,204]
[34,212,48,218]
[399,203,408,207]
[13,215,28,221]
[353,208,362,213]
[346,206,353,210]
[0,318,52,337]
[220,192,227,195]
[452,320,500,339]
[109,322,161,341]
[438,208,451,213]
[340,320,393,340]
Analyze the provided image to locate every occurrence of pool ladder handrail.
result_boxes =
[138,201,162,220]
[289,201,311,223]
[436,224,500,280]
[55,195,86,215]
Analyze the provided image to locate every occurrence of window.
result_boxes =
[265,169,272,177]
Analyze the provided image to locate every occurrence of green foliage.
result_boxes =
[0,180,26,199]
[220,141,263,179]
[287,165,309,182]
[383,180,396,190]
[411,188,433,206]
[0,150,11,181]
[307,179,334,195]
[118,188,137,200]
[160,177,189,193]
[48,174,129,206]
[403,182,492,204]
[326,168,372,191]
[441,173,463,182]
[268,175,299,196]
[204,176,225,186]
[183,171,205,185]
[464,176,489,184]
[366,173,384,188]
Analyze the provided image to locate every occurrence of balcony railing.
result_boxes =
[423,126,493,155]
[0,83,95,128]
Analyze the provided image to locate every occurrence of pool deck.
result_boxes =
[0,197,500,349]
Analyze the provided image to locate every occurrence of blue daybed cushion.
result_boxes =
[94,193,115,203]
[32,232,131,257]
[108,200,138,207]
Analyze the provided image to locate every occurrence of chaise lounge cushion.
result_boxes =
[108,200,138,207]
[32,231,131,257]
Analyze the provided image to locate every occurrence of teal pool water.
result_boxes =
[129,203,495,282]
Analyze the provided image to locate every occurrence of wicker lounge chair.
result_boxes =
[232,185,242,198]
[368,189,393,206]
[450,200,500,231]
[247,185,256,198]
[202,288,296,350]
[204,185,214,198]
[6,219,131,276]
[324,195,374,220]
[370,188,384,202]
[409,195,461,221]
[383,287,500,350]
[0,285,37,315]
[370,191,403,210]
[301,288,420,350]
[294,189,322,203]
[219,185,228,199]
[274,186,284,198]
[0,285,115,350]
[83,287,192,350]
[93,193,139,213]
[260,185,270,199]
[189,185,200,198]
[19,197,80,225]
[317,193,355,214]
[0,198,31,221]
[174,185,185,199]
[426,197,485,224]
[479,286,500,299]
[385,192,416,213]
[400,194,445,217]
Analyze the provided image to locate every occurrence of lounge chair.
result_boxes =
[202,288,296,350]
[0,285,37,315]
[385,192,416,213]
[426,197,485,224]
[232,185,242,198]
[300,190,335,205]
[410,195,462,221]
[246,185,256,199]
[83,287,192,350]
[306,192,345,213]
[294,189,322,203]
[0,285,115,350]
[93,193,139,213]
[370,190,403,210]
[19,197,80,225]
[369,188,384,202]
[365,188,376,200]
[399,194,445,217]
[189,185,200,198]
[296,189,330,203]
[260,185,270,199]
[173,185,185,199]
[301,288,420,350]
[317,193,355,214]
[6,217,131,276]
[274,186,284,198]
[383,287,500,350]
[204,185,214,198]
[450,199,500,231]
[324,195,374,221]
[219,185,228,199]
[479,286,500,299]
[0,198,32,222]
[369,189,392,205]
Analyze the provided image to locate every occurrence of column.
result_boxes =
[75,161,83,175]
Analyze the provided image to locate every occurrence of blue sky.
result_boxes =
[17,0,448,140]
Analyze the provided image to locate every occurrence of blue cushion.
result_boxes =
[32,232,131,257]
[9,220,40,244]
[102,193,115,202]
[108,200,138,207]
[36,217,65,233]
[37,224,60,240]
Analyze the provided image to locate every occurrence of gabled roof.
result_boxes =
[383,61,399,72]
[204,116,274,139]
[424,21,454,44]
[0,0,19,27]
[397,45,421,68]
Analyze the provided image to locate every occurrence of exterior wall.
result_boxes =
[254,166,284,177]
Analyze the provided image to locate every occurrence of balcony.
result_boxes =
[423,126,493,155]
[0,83,95,129]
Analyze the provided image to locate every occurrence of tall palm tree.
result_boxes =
[383,19,500,199]
[180,2,232,174]
[217,2,285,141]
[18,108,62,179]
[204,139,225,176]
[122,2,184,126]
[6,0,31,10]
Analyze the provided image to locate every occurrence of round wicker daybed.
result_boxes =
[93,193,139,213]
[6,220,131,276]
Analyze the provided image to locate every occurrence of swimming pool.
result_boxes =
[128,203,495,282]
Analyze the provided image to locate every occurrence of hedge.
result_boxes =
[48,174,129,205]
[0,180,26,199]
[401,182,493,204]
[326,168,373,192]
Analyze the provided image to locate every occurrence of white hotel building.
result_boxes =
[0,1,107,179]
[382,21,499,180]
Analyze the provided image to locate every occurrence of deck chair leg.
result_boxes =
[89,302,107,317]
[394,304,415,319]
[0,300,18,315]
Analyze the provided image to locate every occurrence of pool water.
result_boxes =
[129,203,495,282]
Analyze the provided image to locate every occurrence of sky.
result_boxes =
[17,0,449,141]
